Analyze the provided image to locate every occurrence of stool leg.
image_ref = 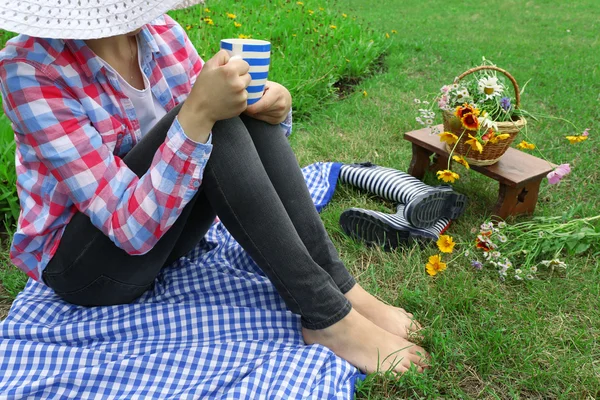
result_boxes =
[494,180,542,219]
[408,144,432,180]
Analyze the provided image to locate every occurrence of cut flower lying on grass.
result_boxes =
[415,58,591,185]
[426,213,600,281]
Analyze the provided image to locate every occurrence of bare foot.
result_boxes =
[302,308,429,374]
[345,284,422,339]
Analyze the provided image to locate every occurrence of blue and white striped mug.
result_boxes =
[220,38,271,105]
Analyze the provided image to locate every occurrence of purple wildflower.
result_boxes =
[500,97,511,111]
[471,260,483,270]
[547,163,571,184]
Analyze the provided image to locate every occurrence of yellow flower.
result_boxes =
[234,21,242,28]
[330,25,337,29]
[436,169,460,183]
[465,134,483,153]
[319,7,325,11]
[227,13,236,19]
[308,9,314,14]
[204,17,214,25]
[292,33,297,37]
[565,135,588,144]
[452,155,470,169]
[426,254,447,276]
[488,133,510,144]
[297,1,304,5]
[204,8,210,13]
[392,29,397,34]
[238,34,252,39]
[185,25,191,30]
[437,235,456,253]
[342,13,347,17]
[438,131,458,145]
[516,140,536,150]
[363,90,368,97]
[385,33,390,39]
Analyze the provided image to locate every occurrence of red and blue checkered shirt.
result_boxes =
[0,15,291,282]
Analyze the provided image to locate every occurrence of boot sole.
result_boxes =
[404,189,468,229]
[339,209,437,251]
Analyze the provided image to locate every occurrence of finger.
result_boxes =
[229,59,250,75]
[246,91,275,115]
[212,49,231,67]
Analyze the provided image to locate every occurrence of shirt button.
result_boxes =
[192,180,200,188]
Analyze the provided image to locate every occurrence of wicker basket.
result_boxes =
[442,66,527,166]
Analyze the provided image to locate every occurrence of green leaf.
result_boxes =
[574,242,591,254]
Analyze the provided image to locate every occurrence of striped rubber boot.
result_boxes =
[339,204,450,251]
[339,162,468,228]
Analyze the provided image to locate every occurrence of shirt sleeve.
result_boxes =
[0,60,212,255]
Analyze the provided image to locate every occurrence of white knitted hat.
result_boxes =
[0,0,204,40]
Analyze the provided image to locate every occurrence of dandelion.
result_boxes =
[342,13,347,17]
[227,13,237,19]
[465,134,483,153]
[547,163,571,184]
[471,260,483,270]
[238,33,252,39]
[330,25,337,29]
[319,7,325,11]
[517,140,536,150]
[437,235,456,253]
[426,255,447,276]
[297,1,304,5]
[308,9,314,14]
[204,7,210,12]
[392,29,398,34]
[452,155,470,169]
[185,25,192,30]
[204,17,214,25]
[436,169,460,183]
[234,21,242,28]
[461,113,480,131]
[385,33,390,39]
[362,90,368,97]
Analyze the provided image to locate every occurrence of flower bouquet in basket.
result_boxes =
[415,59,590,184]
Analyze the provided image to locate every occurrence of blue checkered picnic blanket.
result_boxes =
[0,162,363,399]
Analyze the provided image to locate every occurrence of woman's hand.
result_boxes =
[244,81,292,125]
[179,50,251,143]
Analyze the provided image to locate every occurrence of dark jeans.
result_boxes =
[42,104,355,330]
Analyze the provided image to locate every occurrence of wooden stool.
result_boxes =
[404,126,555,219]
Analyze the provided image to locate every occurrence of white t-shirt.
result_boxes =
[98,40,167,137]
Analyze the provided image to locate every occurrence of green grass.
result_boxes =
[1,0,600,398]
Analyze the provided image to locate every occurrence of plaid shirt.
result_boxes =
[0,15,292,282]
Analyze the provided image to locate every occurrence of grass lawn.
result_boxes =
[1,0,599,398]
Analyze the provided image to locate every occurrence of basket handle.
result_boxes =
[454,65,521,109]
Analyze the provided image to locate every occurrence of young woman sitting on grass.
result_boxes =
[0,0,434,374]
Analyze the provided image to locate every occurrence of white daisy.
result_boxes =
[454,88,471,104]
[478,76,504,100]
[478,111,499,131]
